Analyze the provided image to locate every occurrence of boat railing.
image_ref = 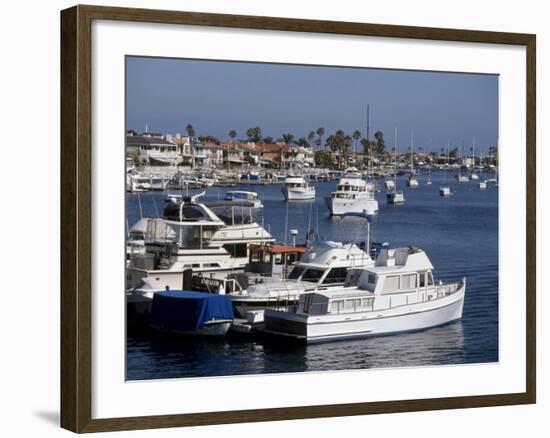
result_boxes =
[322,279,464,316]
[192,274,243,295]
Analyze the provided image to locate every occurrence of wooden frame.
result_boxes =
[60,4,536,433]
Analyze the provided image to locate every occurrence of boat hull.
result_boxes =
[264,285,465,343]
[325,196,379,216]
[386,191,405,204]
[439,187,452,196]
[151,320,232,337]
[282,187,315,200]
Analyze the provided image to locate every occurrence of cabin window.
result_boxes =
[345,299,361,311]
[250,251,262,263]
[301,269,324,283]
[322,267,348,284]
[427,272,434,285]
[330,300,344,313]
[419,272,426,287]
[384,275,400,291]
[223,243,248,258]
[402,274,417,289]
[285,253,300,265]
[362,298,374,309]
[288,267,304,280]
[367,273,376,284]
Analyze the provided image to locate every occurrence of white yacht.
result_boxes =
[407,174,419,187]
[224,191,263,209]
[478,180,487,190]
[325,175,378,216]
[439,186,452,196]
[126,170,151,192]
[229,240,374,318]
[127,195,273,313]
[126,218,149,264]
[264,246,466,343]
[387,190,405,204]
[282,176,315,201]
[384,179,395,190]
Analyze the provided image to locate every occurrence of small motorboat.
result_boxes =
[150,290,234,337]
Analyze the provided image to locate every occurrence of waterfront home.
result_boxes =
[283,145,315,168]
[221,142,246,168]
[126,131,180,166]
[170,135,194,167]
[202,143,224,167]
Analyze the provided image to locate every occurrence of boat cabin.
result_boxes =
[225,190,258,201]
[247,244,305,277]
[295,247,437,316]
[284,176,308,188]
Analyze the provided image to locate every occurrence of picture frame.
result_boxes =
[60,4,536,433]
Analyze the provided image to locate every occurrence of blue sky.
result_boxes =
[126,56,498,154]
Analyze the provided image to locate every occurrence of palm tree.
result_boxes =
[352,130,361,154]
[186,123,195,138]
[246,127,262,143]
[307,131,315,149]
[281,133,295,145]
[228,130,237,142]
[316,127,325,150]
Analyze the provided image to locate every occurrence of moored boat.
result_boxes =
[325,174,378,216]
[229,239,374,318]
[281,176,315,201]
[263,246,466,343]
[224,190,263,208]
[150,291,233,337]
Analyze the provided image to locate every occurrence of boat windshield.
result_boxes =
[321,267,348,284]
[211,206,256,226]
[300,268,325,283]
[287,266,304,280]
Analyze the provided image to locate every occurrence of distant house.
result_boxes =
[220,142,245,167]
[170,134,194,167]
[126,131,179,166]
[282,145,315,168]
[203,143,224,167]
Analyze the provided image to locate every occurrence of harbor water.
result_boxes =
[126,172,498,380]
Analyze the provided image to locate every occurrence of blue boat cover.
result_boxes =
[150,291,233,332]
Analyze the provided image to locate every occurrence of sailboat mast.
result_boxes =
[394,127,398,185]
[366,104,371,177]
[410,129,414,173]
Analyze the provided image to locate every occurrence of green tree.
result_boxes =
[316,127,325,149]
[374,131,385,155]
[186,123,195,138]
[228,130,237,142]
[246,127,262,143]
[280,133,296,145]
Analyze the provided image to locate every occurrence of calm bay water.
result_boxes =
[126,172,498,380]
